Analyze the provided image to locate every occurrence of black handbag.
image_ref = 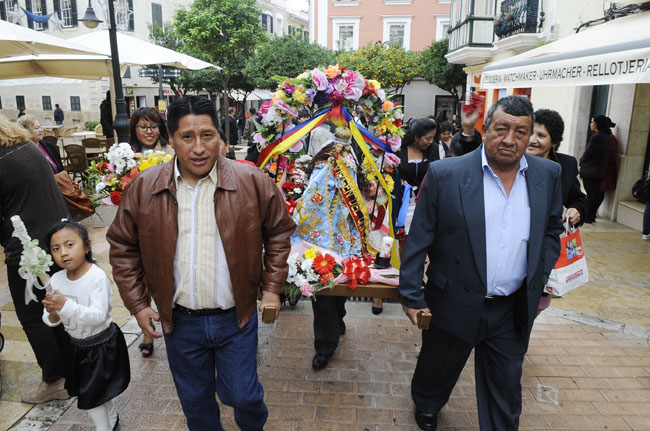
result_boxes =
[632,172,650,203]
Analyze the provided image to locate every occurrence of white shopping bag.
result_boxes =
[545,222,589,297]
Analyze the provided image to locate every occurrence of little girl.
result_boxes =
[42,219,130,431]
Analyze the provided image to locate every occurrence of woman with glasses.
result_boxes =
[128,107,174,156]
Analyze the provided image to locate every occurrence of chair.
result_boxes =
[82,138,106,164]
[43,129,56,137]
[95,123,103,137]
[62,144,88,182]
[60,126,77,139]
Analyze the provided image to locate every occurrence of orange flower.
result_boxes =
[313,253,336,275]
[319,272,334,285]
[325,64,341,78]
[383,100,394,112]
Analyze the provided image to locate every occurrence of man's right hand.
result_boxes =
[135,307,162,339]
[402,305,431,326]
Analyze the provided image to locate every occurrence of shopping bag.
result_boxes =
[545,222,589,296]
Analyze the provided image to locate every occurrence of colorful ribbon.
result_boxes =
[342,256,371,289]
[396,184,412,228]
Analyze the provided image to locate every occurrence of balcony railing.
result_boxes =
[494,0,541,39]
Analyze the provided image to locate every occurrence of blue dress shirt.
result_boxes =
[481,147,530,296]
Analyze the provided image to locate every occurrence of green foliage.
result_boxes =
[337,43,420,95]
[419,38,466,101]
[174,0,266,94]
[84,121,100,131]
[245,35,336,89]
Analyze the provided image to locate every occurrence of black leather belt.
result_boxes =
[484,295,510,301]
[174,304,235,316]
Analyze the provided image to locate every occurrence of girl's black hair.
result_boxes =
[45,219,94,263]
[439,121,454,134]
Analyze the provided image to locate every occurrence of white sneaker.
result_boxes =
[643,234,650,240]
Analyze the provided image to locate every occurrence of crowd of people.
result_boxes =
[0,92,646,431]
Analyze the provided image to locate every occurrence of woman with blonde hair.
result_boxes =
[0,114,71,404]
[18,114,64,173]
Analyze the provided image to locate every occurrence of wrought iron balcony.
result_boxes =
[494,0,542,39]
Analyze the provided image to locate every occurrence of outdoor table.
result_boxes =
[72,131,97,139]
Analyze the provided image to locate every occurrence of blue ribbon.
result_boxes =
[396,184,412,228]
[340,105,396,154]
[20,6,54,23]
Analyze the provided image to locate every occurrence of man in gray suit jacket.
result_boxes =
[399,96,564,431]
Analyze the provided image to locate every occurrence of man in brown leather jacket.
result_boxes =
[107,96,295,431]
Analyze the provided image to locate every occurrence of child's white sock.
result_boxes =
[88,399,117,431]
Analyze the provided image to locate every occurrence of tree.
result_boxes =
[174,0,266,142]
[146,23,221,97]
[420,38,467,111]
[337,43,420,95]
[245,34,336,90]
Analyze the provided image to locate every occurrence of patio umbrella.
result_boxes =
[0,54,112,80]
[0,20,103,58]
[69,30,218,71]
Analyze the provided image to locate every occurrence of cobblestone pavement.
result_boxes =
[1,219,649,430]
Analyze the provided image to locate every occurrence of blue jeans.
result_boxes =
[163,309,267,431]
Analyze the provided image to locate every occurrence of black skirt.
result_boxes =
[60,322,131,410]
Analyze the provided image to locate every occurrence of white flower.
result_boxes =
[95,182,106,193]
[301,258,314,272]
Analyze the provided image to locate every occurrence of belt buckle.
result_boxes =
[485,295,494,300]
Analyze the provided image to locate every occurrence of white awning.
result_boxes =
[481,11,650,88]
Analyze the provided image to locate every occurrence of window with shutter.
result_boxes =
[41,0,48,29]
[26,0,33,29]
[71,0,78,27]
[128,0,134,31]
[151,3,162,28]
[269,15,273,34]
[1,2,7,21]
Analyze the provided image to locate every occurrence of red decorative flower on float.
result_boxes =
[313,253,336,275]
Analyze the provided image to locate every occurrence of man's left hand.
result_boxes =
[565,208,581,226]
[259,291,281,321]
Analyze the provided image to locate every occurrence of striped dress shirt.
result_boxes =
[172,161,234,310]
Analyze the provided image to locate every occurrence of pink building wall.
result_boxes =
[312,0,451,52]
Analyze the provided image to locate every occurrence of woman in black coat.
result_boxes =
[527,109,587,312]
[580,115,611,223]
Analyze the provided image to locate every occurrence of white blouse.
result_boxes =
[42,264,113,340]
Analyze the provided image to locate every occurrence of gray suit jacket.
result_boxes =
[399,147,564,344]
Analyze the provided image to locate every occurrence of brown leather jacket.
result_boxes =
[106,156,296,333]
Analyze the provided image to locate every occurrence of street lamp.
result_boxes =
[79,0,130,144]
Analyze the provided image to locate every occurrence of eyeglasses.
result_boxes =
[137,125,159,132]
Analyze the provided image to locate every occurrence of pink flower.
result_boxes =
[387,136,402,152]
[384,152,401,167]
[259,101,272,116]
[343,85,362,102]
[253,132,267,145]
[300,282,312,297]
[311,68,329,91]
[273,99,299,117]
[329,90,344,103]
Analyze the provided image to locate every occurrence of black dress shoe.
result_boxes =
[415,409,437,430]
[312,354,329,370]
[371,306,383,315]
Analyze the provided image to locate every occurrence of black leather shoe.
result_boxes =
[371,306,383,315]
[339,321,346,335]
[312,354,329,370]
[415,409,437,430]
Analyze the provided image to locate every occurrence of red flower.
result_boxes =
[313,253,336,275]
[281,181,297,191]
[110,191,122,205]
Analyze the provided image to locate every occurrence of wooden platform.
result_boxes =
[316,283,401,300]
